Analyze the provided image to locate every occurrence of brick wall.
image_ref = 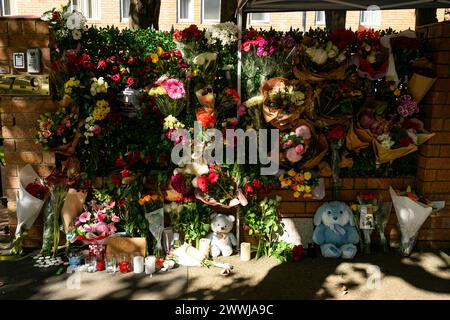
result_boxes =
[0,17,57,247]
[4,1,449,32]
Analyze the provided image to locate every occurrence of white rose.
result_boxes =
[90,87,97,96]
[97,77,105,86]
[312,48,328,65]
[305,47,315,58]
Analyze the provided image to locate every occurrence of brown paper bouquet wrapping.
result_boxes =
[49,120,84,157]
[260,77,314,130]
[62,188,87,233]
[372,139,418,165]
[293,63,347,82]
[346,121,374,152]
[408,73,437,103]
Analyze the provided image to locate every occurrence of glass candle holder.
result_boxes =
[105,255,117,274]
[118,254,130,273]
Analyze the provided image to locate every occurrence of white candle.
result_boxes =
[199,238,211,258]
[240,242,251,261]
[133,256,144,274]
[145,256,156,275]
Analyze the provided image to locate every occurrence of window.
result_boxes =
[70,0,101,20]
[177,0,194,22]
[120,0,130,21]
[249,12,270,24]
[0,0,17,16]
[315,11,325,25]
[360,9,381,27]
[202,0,221,23]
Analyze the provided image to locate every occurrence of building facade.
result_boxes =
[0,0,449,31]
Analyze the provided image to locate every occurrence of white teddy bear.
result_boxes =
[207,213,237,257]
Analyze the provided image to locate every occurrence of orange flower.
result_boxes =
[196,107,217,129]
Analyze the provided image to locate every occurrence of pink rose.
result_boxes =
[282,140,293,149]
[95,212,106,222]
[111,214,120,223]
[295,125,311,140]
[295,144,305,155]
[286,147,303,163]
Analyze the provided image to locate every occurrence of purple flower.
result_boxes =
[397,95,418,118]
[256,47,266,57]
[238,104,247,117]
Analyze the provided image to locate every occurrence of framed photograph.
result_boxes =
[13,52,25,69]
[359,205,375,230]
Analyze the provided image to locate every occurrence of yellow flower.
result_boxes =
[305,186,311,193]
[287,169,296,177]
[293,191,300,198]
[351,204,358,211]
[394,89,401,96]
[304,171,312,180]
[149,86,167,96]
[389,84,397,91]
[298,185,305,192]
[156,47,164,56]
[295,173,304,181]
[150,53,159,63]
[285,179,292,186]
[192,69,199,77]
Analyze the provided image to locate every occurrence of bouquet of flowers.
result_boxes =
[354,192,382,254]
[112,151,152,186]
[295,28,354,80]
[357,29,389,80]
[327,125,346,199]
[36,107,79,156]
[173,24,203,64]
[149,76,186,116]
[139,194,165,256]
[241,29,298,98]
[68,199,120,256]
[408,57,437,103]
[261,77,308,130]
[278,169,320,199]
[390,186,432,256]
[25,181,50,200]
[280,124,312,164]
[194,164,247,208]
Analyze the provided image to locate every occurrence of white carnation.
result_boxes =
[205,22,238,47]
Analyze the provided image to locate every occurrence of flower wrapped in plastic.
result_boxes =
[260,77,312,130]
[356,28,389,80]
[67,199,120,257]
[354,192,382,254]
[149,76,186,116]
[389,186,432,256]
[173,24,203,65]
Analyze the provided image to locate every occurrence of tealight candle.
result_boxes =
[133,256,144,274]
[199,238,211,258]
[145,256,156,275]
[240,242,251,261]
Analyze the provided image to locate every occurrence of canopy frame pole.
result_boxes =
[237,7,243,104]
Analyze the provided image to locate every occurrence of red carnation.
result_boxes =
[327,125,346,141]
[197,175,209,192]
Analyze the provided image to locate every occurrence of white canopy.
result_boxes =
[238,0,450,12]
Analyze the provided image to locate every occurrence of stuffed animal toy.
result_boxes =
[207,213,237,257]
[312,201,359,259]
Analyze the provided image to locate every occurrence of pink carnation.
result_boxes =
[79,211,91,223]
[161,78,185,100]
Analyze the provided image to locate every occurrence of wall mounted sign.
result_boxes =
[0,75,50,95]
[13,52,25,69]
[27,48,41,73]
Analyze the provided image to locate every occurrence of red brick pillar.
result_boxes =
[415,21,450,248]
[0,17,58,247]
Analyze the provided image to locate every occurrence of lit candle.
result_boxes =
[145,256,156,275]
[133,256,144,274]
[199,238,211,258]
[240,242,251,261]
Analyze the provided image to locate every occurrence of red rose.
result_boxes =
[208,172,219,185]
[120,169,132,178]
[51,11,59,20]
[330,28,355,51]
[111,74,121,83]
[244,183,254,194]
[252,179,262,191]
[111,174,121,187]
[399,136,413,147]
[225,88,240,103]
[112,66,119,72]
[121,68,128,75]
[126,77,135,88]
[97,59,108,69]
[328,125,346,141]
[197,175,209,192]
[115,156,127,168]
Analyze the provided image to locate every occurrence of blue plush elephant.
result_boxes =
[312,201,359,259]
